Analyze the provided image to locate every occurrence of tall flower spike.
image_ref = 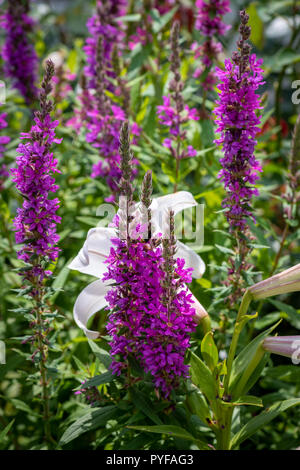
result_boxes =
[10,59,62,444]
[1,0,38,105]
[67,0,140,201]
[140,170,153,239]
[143,210,198,398]
[214,10,264,303]
[11,59,62,274]
[157,21,199,191]
[193,0,231,91]
[104,200,198,398]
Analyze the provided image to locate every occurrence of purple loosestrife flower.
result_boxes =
[214,11,264,233]
[87,38,138,201]
[10,61,62,442]
[68,124,207,397]
[104,233,197,398]
[67,2,139,201]
[103,125,197,397]
[214,10,264,303]
[193,0,230,92]
[0,112,10,191]
[195,0,230,36]
[157,21,199,191]
[68,190,206,338]
[11,60,62,274]
[83,0,127,91]
[1,0,38,105]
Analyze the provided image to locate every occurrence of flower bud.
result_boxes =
[249,263,300,300]
[262,336,300,364]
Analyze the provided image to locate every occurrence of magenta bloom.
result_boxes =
[157,23,199,165]
[0,112,10,191]
[11,62,62,268]
[83,0,127,90]
[214,53,264,230]
[193,0,230,91]
[195,0,231,36]
[1,0,38,105]
[103,237,197,398]
[128,27,151,50]
[67,0,140,200]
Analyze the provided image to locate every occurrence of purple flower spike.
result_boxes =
[195,0,231,37]
[11,60,62,277]
[67,1,140,200]
[214,10,264,232]
[1,0,38,105]
[193,0,231,91]
[104,236,197,399]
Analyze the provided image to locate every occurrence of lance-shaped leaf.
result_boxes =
[231,398,300,449]
[188,351,218,406]
[185,385,212,424]
[59,406,118,446]
[229,320,281,393]
[127,425,210,450]
[201,331,218,372]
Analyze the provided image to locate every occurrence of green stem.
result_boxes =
[35,292,52,446]
[216,407,233,450]
[224,290,252,394]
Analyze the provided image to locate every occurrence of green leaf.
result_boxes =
[201,332,218,372]
[51,261,71,301]
[152,6,178,33]
[189,351,217,404]
[59,406,118,445]
[268,299,300,329]
[10,399,41,418]
[127,425,210,450]
[229,320,281,392]
[246,3,264,49]
[130,388,163,425]
[221,395,263,407]
[185,387,211,424]
[129,43,152,72]
[116,14,142,22]
[266,365,300,384]
[231,398,300,449]
[81,371,113,389]
[87,339,112,369]
[76,216,100,227]
[0,420,14,441]
[215,244,235,255]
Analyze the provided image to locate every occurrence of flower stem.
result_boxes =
[224,290,252,394]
